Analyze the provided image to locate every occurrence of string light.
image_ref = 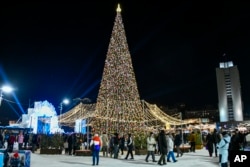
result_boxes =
[59,4,196,134]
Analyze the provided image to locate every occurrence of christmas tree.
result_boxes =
[60,4,188,134]
[92,4,146,134]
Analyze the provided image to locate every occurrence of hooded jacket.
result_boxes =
[217,133,231,163]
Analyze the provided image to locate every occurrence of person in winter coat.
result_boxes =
[67,133,74,155]
[145,132,157,162]
[217,131,231,167]
[124,133,134,160]
[167,134,177,163]
[119,134,125,155]
[108,134,114,158]
[23,132,29,148]
[113,133,120,159]
[189,131,196,152]
[90,133,102,166]
[157,129,168,165]
[212,128,220,157]
[174,131,183,157]
[206,129,214,157]
[101,132,109,157]
[8,134,16,152]
[31,134,38,153]
[17,131,24,150]
[229,129,241,151]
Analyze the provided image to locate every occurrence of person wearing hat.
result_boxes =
[217,131,231,167]
[10,151,20,167]
[145,132,157,163]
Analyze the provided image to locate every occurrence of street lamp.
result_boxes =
[0,85,13,106]
[59,98,69,126]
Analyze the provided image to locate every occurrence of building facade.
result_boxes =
[216,60,243,122]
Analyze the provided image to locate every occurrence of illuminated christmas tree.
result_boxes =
[60,4,190,134]
[92,4,146,134]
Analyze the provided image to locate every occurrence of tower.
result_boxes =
[92,4,145,134]
[216,56,243,122]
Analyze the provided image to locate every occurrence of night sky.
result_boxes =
[1,1,250,122]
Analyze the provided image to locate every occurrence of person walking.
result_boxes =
[31,134,38,153]
[189,131,196,152]
[67,133,74,155]
[119,134,125,155]
[23,132,29,148]
[167,134,177,163]
[145,132,157,162]
[212,128,220,157]
[174,131,183,157]
[108,134,114,158]
[229,129,241,161]
[205,129,214,157]
[157,129,168,165]
[217,131,231,167]
[90,133,102,166]
[156,133,161,155]
[229,129,241,151]
[124,133,134,160]
[113,133,120,159]
[101,132,109,157]
[17,131,24,150]
[63,134,69,154]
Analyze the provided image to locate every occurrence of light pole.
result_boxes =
[0,85,13,106]
[59,98,69,127]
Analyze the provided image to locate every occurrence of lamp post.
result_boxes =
[59,99,69,127]
[0,85,13,106]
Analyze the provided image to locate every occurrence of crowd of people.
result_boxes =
[87,129,189,166]
[88,128,250,166]
[205,128,250,167]
[1,127,250,167]
[0,129,33,167]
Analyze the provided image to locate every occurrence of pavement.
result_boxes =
[30,147,220,167]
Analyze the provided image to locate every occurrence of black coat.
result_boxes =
[158,131,168,154]
[174,134,182,146]
[206,133,214,153]
[230,134,241,151]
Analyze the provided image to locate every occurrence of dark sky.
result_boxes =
[1,1,250,121]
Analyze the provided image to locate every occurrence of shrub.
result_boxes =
[40,133,63,149]
[133,132,147,150]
